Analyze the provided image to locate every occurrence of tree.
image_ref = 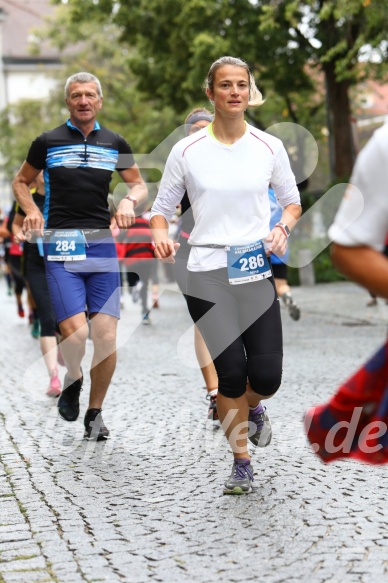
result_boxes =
[0,98,64,180]
[0,5,179,184]
[51,0,388,181]
[260,0,388,179]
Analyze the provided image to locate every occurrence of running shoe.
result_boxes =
[282,292,300,321]
[57,371,83,421]
[18,304,25,318]
[248,402,272,447]
[142,312,151,325]
[84,408,110,441]
[31,319,40,339]
[206,393,219,423]
[223,459,254,495]
[288,302,301,321]
[47,369,62,398]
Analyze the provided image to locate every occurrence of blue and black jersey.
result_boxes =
[26,119,135,230]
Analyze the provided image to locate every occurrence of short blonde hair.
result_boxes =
[204,56,264,108]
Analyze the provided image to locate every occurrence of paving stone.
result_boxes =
[1,280,388,582]
[1,571,53,583]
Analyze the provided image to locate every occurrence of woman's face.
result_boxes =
[206,65,249,117]
[188,119,211,136]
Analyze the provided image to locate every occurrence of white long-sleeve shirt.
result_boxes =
[329,122,388,252]
[151,123,300,271]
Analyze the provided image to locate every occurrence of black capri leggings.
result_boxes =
[186,268,283,399]
[8,255,25,296]
[25,259,57,337]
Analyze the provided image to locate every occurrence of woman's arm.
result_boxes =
[266,202,302,257]
[150,214,180,263]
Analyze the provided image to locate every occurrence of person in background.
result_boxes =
[122,207,155,325]
[1,202,31,319]
[268,186,300,321]
[172,107,220,422]
[0,212,14,296]
[12,171,63,397]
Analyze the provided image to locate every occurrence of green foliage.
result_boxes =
[0,99,63,179]
[287,188,348,285]
[288,246,346,286]
[50,0,387,181]
[314,246,347,283]
[2,0,387,188]
[0,7,179,180]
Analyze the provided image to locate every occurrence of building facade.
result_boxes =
[0,0,61,209]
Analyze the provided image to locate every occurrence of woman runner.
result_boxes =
[151,56,301,494]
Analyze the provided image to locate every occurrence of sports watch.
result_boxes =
[274,222,290,238]
[124,195,137,207]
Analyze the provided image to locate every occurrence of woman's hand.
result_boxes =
[154,239,180,263]
[264,228,288,257]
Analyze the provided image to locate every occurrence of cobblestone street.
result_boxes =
[1,277,388,583]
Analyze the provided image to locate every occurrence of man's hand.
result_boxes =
[115,198,136,229]
[22,209,45,238]
[154,239,180,263]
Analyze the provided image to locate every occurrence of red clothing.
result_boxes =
[122,216,155,265]
[304,341,388,464]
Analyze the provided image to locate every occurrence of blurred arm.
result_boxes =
[331,243,388,299]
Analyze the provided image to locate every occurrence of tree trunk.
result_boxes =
[324,62,356,180]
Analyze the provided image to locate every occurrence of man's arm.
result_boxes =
[331,243,388,300]
[116,164,148,229]
[12,161,44,235]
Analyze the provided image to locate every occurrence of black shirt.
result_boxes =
[26,119,135,230]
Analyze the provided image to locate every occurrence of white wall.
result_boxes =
[5,69,59,104]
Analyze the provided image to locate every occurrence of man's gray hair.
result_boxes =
[65,72,103,99]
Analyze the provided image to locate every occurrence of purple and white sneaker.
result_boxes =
[248,402,272,447]
[223,459,254,495]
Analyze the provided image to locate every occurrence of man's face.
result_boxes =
[65,81,102,126]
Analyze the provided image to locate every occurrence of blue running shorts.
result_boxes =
[44,235,121,323]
